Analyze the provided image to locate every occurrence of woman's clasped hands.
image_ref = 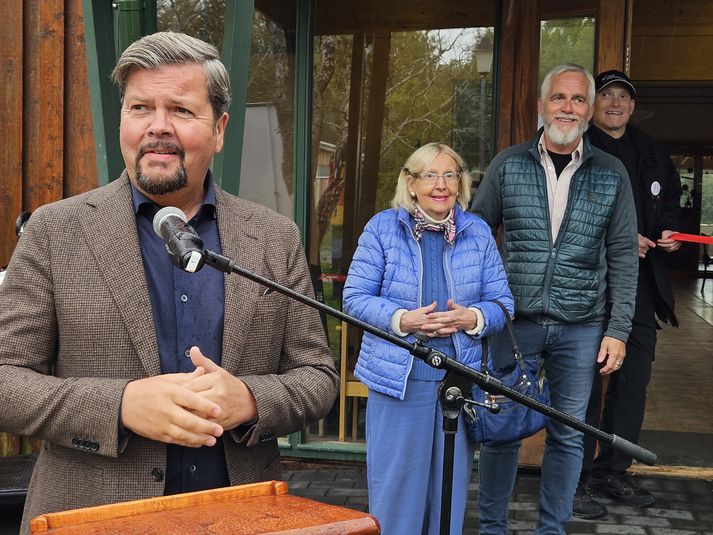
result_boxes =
[399,299,477,337]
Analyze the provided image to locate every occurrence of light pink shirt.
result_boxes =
[537,134,585,241]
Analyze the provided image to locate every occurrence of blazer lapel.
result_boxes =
[215,189,263,373]
[78,174,161,376]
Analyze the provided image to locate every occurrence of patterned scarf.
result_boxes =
[413,207,456,245]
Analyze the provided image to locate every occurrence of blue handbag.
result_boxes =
[464,301,550,446]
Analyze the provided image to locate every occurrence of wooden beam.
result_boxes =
[538,0,597,20]
[625,0,633,74]
[0,1,23,266]
[64,0,98,198]
[259,0,495,35]
[596,0,626,72]
[23,1,65,211]
[496,0,517,151]
[512,0,539,145]
[629,464,713,480]
[631,0,713,81]
[632,0,713,36]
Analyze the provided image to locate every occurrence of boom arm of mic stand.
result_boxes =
[201,249,656,466]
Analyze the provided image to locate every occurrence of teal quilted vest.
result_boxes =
[498,146,621,323]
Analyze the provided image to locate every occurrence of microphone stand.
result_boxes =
[200,249,656,535]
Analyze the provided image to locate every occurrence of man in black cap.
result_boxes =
[573,70,682,519]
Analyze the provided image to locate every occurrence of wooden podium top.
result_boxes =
[30,481,379,534]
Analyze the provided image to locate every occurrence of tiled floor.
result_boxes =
[643,276,713,436]
[283,460,713,534]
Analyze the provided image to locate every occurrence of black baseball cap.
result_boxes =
[595,70,636,98]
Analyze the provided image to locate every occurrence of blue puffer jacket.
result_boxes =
[343,206,514,399]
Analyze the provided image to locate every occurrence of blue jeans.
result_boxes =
[478,319,604,535]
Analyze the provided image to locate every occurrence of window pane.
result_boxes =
[670,152,711,271]
[674,156,696,209]
[539,18,595,87]
[157,0,225,50]
[239,3,296,217]
[702,156,713,233]
[379,29,495,207]
[306,33,355,443]
[307,1,497,443]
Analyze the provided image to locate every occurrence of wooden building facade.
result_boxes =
[1,0,712,461]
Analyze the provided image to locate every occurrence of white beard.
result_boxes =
[543,118,588,147]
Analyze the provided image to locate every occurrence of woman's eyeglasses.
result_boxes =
[405,169,461,184]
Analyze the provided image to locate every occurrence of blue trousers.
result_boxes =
[366,379,475,535]
[478,319,604,535]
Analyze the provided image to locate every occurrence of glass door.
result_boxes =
[306,1,498,445]
[671,149,713,271]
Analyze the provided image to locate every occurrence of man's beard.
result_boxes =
[543,116,588,147]
[135,165,187,195]
[134,142,187,195]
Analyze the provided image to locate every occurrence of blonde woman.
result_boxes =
[344,143,513,534]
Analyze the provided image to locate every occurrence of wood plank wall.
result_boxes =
[631,0,713,80]
[0,0,97,269]
[0,0,97,456]
[0,4,24,268]
[498,0,626,150]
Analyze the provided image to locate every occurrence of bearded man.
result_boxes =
[471,64,639,534]
[0,32,337,534]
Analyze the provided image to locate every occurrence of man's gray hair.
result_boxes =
[111,31,231,119]
[541,63,595,105]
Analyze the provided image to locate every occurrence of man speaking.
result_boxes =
[0,32,337,534]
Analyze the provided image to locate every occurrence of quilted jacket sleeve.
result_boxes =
[343,214,405,334]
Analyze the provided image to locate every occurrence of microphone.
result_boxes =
[152,207,205,273]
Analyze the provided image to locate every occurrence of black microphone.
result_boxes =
[152,207,205,273]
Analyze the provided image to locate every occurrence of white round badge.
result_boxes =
[651,181,661,196]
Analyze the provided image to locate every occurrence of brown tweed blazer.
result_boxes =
[0,173,338,532]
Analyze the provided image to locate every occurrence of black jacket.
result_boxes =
[587,124,681,326]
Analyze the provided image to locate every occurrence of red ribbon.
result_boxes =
[668,233,713,244]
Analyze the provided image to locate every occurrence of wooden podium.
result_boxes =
[29,481,380,534]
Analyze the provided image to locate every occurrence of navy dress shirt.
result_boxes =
[131,172,230,494]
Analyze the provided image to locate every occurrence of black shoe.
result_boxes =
[589,473,656,507]
[572,483,607,520]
